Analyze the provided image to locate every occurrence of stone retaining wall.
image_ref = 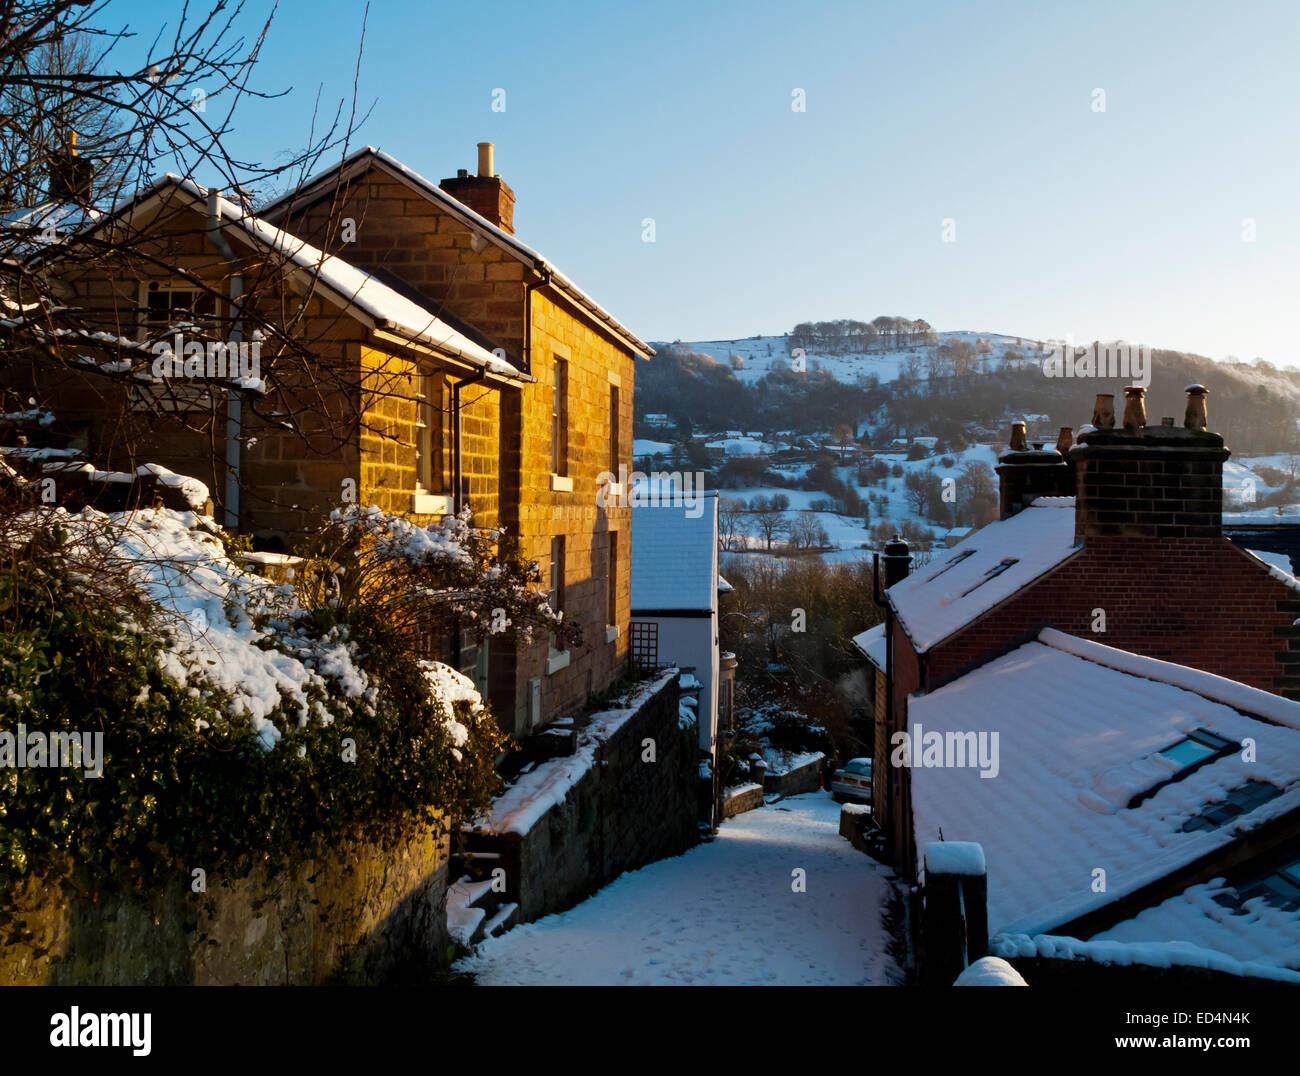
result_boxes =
[2,825,450,985]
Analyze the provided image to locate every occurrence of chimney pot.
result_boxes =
[1009,422,1028,451]
[1055,426,1073,455]
[1122,385,1146,431]
[477,141,494,178]
[882,534,912,588]
[457,168,468,179]
[1092,393,1115,428]
[1161,416,1174,427]
[1184,384,1209,431]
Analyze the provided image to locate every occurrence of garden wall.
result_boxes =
[2,824,450,985]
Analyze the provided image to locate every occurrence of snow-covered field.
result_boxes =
[454,792,902,986]
[680,331,1035,386]
[716,443,1300,566]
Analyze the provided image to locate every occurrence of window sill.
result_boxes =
[550,474,573,492]
[411,492,453,516]
[546,650,571,675]
[605,624,619,643]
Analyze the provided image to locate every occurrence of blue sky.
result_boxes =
[111,0,1297,363]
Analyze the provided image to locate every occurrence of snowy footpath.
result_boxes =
[454,792,902,985]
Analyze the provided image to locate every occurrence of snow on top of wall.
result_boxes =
[477,670,678,836]
[924,841,986,877]
[630,494,718,612]
[953,956,1027,986]
[910,632,1300,940]
[889,501,1079,652]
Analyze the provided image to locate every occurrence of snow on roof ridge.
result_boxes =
[262,146,653,358]
[1029,495,1075,506]
[82,174,520,379]
[1038,627,1300,728]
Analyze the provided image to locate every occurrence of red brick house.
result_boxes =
[856,386,1300,874]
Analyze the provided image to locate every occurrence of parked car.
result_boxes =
[831,758,872,805]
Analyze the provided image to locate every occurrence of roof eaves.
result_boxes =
[264,146,655,360]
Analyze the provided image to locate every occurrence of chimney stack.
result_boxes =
[48,130,94,203]
[996,419,1074,520]
[1072,386,1229,540]
[440,142,516,234]
[883,535,912,588]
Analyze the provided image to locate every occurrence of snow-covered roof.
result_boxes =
[0,201,103,256]
[1088,874,1300,978]
[630,492,718,612]
[44,174,524,381]
[851,622,887,671]
[888,501,1079,652]
[910,628,1300,942]
[259,146,653,360]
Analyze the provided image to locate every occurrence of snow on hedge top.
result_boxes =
[910,630,1300,939]
[889,501,1079,652]
[67,506,373,747]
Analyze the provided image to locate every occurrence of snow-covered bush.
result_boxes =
[0,498,514,942]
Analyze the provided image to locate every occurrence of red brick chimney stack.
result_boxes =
[996,420,1074,520]
[1072,386,1229,540]
[440,141,516,234]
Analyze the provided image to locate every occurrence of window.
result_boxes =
[548,536,566,655]
[1239,857,1300,910]
[414,369,442,493]
[1158,729,1231,768]
[607,530,619,627]
[140,280,218,334]
[1127,728,1236,809]
[609,384,620,475]
[923,548,976,582]
[630,621,658,670]
[135,280,221,412]
[551,357,568,476]
[1181,780,1282,833]
[958,557,1018,597]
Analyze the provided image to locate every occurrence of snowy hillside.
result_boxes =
[677,331,1038,386]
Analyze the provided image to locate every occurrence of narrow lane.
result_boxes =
[455,792,903,986]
